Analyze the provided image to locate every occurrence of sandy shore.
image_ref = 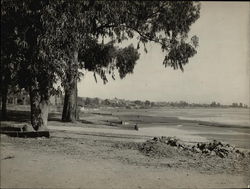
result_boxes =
[49,125,208,143]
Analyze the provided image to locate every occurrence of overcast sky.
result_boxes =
[78,2,250,105]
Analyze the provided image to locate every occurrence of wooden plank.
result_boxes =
[0,131,50,138]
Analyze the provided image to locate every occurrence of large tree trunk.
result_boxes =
[1,84,8,120]
[62,78,78,122]
[29,86,49,131]
[62,51,79,122]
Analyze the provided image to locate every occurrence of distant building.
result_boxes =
[7,90,63,106]
[7,89,29,105]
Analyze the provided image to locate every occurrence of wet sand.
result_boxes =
[49,125,208,143]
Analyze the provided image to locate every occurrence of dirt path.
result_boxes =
[1,133,249,189]
[1,149,246,189]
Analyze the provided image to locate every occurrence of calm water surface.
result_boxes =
[113,107,250,127]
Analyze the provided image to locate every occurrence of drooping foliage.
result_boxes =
[78,39,140,83]
[1,0,26,119]
[1,0,64,128]
[1,0,63,99]
[41,1,200,85]
[1,0,200,126]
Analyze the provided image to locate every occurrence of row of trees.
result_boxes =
[79,98,249,109]
[1,1,200,132]
[163,101,248,108]
[231,103,248,108]
[80,97,154,108]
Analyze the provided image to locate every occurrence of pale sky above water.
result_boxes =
[78,2,250,105]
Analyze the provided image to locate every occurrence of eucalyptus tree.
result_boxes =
[61,40,140,122]
[45,1,200,122]
[1,0,64,130]
[42,1,141,122]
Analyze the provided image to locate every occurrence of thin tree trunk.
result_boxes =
[1,62,9,120]
[29,86,49,131]
[1,84,8,120]
[62,51,79,122]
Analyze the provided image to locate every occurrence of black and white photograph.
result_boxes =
[1,1,250,188]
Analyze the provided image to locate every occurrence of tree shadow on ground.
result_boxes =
[0,110,31,122]
[0,110,93,125]
[48,112,62,121]
[0,110,60,122]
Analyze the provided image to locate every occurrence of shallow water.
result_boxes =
[113,107,250,127]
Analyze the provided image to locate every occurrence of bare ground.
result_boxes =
[1,130,249,189]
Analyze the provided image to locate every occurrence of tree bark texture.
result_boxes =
[62,78,78,122]
[29,83,49,131]
[62,51,79,122]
